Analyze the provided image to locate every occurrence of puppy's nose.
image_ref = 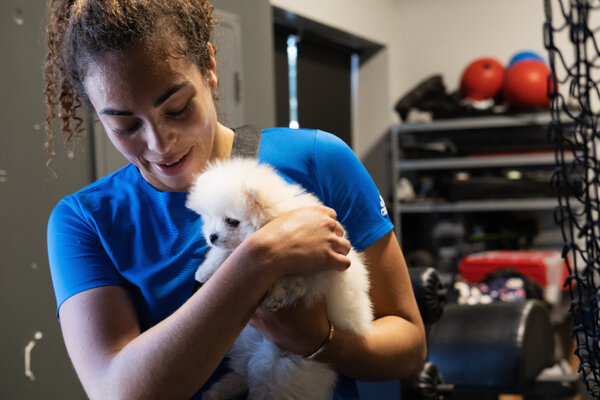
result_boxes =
[209,233,219,245]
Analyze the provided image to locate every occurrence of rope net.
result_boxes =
[545,0,600,396]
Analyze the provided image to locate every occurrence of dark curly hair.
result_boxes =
[44,0,215,163]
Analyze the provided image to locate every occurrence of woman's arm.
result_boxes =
[324,230,426,380]
[58,206,351,400]
[251,230,427,381]
[249,131,425,379]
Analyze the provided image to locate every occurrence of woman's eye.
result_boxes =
[167,102,192,119]
[225,218,240,228]
[113,122,141,136]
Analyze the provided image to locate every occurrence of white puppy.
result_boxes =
[186,158,374,400]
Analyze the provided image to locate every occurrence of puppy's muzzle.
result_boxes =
[209,233,219,245]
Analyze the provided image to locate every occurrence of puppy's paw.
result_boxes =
[262,283,288,312]
[195,268,213,284]
[261,295,284,312]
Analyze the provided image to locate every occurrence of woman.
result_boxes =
[44,0,426,399]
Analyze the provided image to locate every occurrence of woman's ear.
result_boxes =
[206,42,218,94]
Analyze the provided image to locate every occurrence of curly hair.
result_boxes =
[44,0,215,163]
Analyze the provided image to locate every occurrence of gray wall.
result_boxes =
[1,1,92,398]
[1,0,274,398]
[213,0,276,130]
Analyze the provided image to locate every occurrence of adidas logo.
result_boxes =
[379,195,388,216]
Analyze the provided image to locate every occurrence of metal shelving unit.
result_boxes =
[398,198,559,214]
[396,153,569,171]
[390,113,561,244]
[392,112,555,133]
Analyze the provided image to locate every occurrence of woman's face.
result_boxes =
[83,44,228,192]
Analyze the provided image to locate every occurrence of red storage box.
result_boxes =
[458,250,569,305]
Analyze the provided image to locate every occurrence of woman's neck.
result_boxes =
[212,123,235,161]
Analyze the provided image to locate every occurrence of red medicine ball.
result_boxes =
[503,60,554,109]
[460,58,506,101]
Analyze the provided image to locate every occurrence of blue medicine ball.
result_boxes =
[507,51,546,68]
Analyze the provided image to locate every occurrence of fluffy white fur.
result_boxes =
[186,158,374,400]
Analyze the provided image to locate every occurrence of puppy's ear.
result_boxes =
[244,185,261,211]
[244,182,280,226]
[244,183,274,223]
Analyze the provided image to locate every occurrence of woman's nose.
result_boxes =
[145,123,175,154]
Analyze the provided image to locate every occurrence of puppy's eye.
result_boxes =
[225,218,240,227]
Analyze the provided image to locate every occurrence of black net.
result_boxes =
[544,0,600,396]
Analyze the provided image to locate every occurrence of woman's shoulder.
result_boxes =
[261,127,347,149]
[260,127,351,167]
[261,127,315,152]
[55,164,141,217]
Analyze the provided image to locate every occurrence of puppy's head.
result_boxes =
[186,158,284,250]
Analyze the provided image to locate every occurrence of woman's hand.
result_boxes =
[249,297,331,357]
[251,231,427,381]
[247,206,352,277]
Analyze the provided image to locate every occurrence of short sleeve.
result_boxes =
[312,131,394,251]
[47,198,127,316]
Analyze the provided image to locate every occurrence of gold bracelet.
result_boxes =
[306,320,335,360]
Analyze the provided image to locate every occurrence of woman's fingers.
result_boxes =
[249,298,330,356]
[333,220,345,237]
[250,206,352,276]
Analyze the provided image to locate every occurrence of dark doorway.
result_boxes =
[272,8,382,149]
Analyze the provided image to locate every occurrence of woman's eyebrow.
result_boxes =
[100,109,133,116]
[99,81,191,116]
[154,81,190,107]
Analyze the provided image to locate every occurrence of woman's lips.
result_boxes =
[154,149,191,176]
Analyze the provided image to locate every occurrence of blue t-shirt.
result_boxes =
[47,127,393,399]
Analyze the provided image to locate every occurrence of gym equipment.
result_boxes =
[507,50,546,68]
[401,267,452,399]
[394,75,462,121]
[460,57,506,101]
[428,300,577,398]
[357,267,451,399]
[545,0,600,397]
[503,59,553,109]
[458,250,568,306]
